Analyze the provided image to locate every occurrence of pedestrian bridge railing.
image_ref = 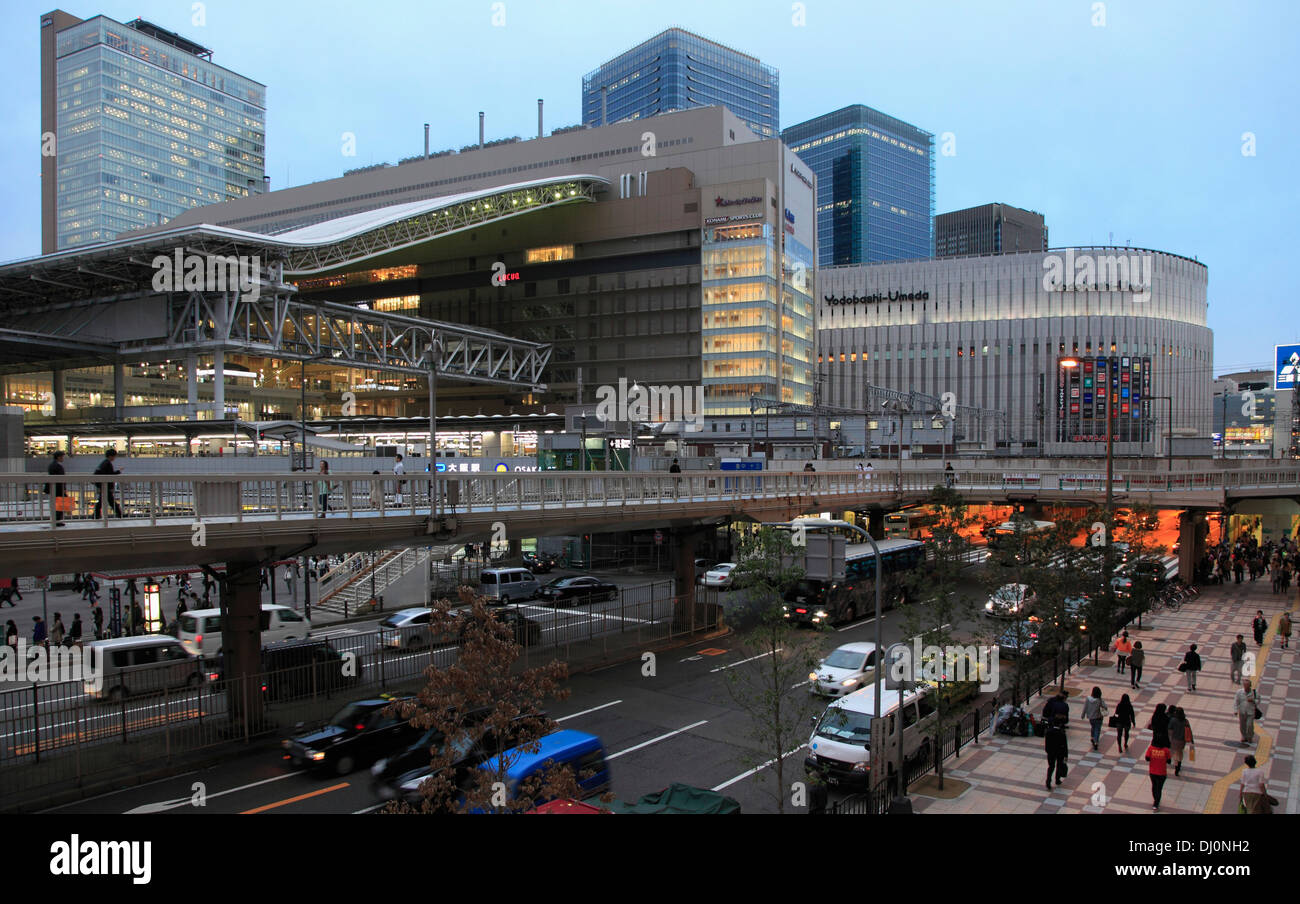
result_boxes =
[3,467,1298,529]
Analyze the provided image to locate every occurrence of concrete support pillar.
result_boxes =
[671,526,721,634]
[113,362,125,421]
[867,508,885,541]
[212,350,225,418]
[1179,511,1206,584]
[508,538,521,560]
[480,431,502,459]
[52,367,65,418]
[186,353,198,418]
[220,561,265,732]
[1018,501,1046,520]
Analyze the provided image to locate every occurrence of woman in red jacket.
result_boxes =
[1145,733,1172,811]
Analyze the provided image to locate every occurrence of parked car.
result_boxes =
[809,642,878,698]
[536,576,618,605]
[177,604,311,659]
[84,635,204,701]
[984,583,1036,618]
[996,619,1042,658]
[522,552,555,574]
[378,607,463,651]
[371,709,541,806]
[282,696,419,776]
[1130,558,1169,589]
[490,606,543,646]
[479,567,541,603]
[701,563,738,589]
[205,639,360,702]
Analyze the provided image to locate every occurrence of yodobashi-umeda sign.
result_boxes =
[1275,344,1300,391]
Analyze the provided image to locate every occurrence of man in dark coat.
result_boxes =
[1045,722,1069,790]
[92,449,123,518]
[46,450,68,525]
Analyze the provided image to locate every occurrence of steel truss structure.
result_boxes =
[0,175,606,388]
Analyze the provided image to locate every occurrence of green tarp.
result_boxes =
[606,783,742,814]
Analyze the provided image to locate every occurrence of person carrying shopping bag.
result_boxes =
[1081,687,1108,751]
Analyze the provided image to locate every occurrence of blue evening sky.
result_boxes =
[0,0,1294,375]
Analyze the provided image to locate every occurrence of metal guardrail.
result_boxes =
[4,467,1299,530]
[0,580,701,805]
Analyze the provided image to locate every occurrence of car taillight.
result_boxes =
[207,672,219,681]
[195,634,203,645]
[795,608,807,614]
[260,684,267,693]
[355,723,366,731]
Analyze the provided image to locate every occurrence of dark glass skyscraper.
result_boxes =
[782,105,934,265]
[582,28,778,139]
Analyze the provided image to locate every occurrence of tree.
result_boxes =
[719,525,825,814]
[384,588,585,813]
[896,485,981,789]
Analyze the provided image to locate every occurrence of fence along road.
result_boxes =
[0,467,1295,575]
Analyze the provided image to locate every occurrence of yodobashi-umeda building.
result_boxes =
[817,248,1212,455]
[160,106,816,418]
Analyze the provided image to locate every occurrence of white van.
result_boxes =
[804,681,938,791]
[177,604,311,658]
[84,635,204,700]
[479,567,540,603]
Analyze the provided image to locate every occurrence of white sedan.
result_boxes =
[701,563,738,589]
[984,583,1037,618]
[809,642,878,697]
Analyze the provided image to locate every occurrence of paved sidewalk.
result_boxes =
[914,579,1298,814]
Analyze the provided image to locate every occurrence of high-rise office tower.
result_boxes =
[582,28,778,139]
[782,105,934,265]
[935,203,1048,258]
[40,11,266,252]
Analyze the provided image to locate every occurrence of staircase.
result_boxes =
[316,547,430,615]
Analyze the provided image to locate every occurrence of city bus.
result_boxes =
[784,538,925,626]
[885,509,942,540]
[986,519,1057,565]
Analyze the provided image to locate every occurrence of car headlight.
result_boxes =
[985,601,994,611]
[814,610,828,618]
[809,671,819,682]
[308,750,326,762]
[851,761,869,772]
[841,677,859,687]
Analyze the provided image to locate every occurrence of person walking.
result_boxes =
[1113,632,1133,675]
[1042,690,1070,728]
[5,619,17,651]
[67,612,81,647]
[1279,611,1292,650]
[1044,720,1069,790]
[1129,641,1146,689]
[1252,610,1268,646]
[1081,687,1108,751]
[1170,707,1194,776]
[1114,693,1137,754]
[46,449,68,525]
[1234,679,1260,745]
[50,613,65,648]
[31,615,47,648]
[317,461,334,516]
[131,600,145,635]
[92,448,124,518]
[1239,755,1272,813]
[7,578,22,603]
[1147,702,1169,742]
[1230,634,1248,684]
[1145,735,1172,811]
[91,605,103,641]
[944,462,955,487]
[393,453,406,506]
[1181,643,1203,692]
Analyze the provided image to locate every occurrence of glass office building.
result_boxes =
[782,105,934,266]
[41,13,265,251]
[582,28,778,139]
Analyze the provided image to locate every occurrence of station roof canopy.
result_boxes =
[0,174,607,311]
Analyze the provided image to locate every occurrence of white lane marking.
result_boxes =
[556,700,622,722]
[711,745,807,791]
[838,616,878,633]
[790,680,810,689]
[353,802,385,814]
[711,649,781,673]
[607,720,708,760]
[40,768,201,812]
[123,771,298,814]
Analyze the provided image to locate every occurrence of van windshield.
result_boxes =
[816,709,872,747]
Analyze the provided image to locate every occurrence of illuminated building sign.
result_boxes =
[1057,355,1151,443]
[824,291,930,306]
[715,195,762,207]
